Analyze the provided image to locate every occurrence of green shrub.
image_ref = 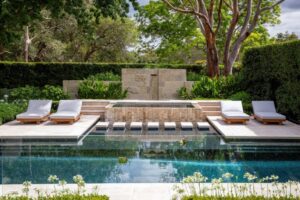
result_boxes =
[242,40,300,122]
[192,77,221,98]
[187,72,204,81]
[187,76,239,99]
[276,82,300,122]
[229,91,252,114]
[9,86,42,101]
[8,85,69,101]
[0,102,27,124]
[41,85,69,100]
[87,72,121,81]
[177,87,192,100]
[78,80,127,99]
[0,62,205,88]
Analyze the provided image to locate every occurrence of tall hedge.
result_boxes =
[242,40,300,122]
[0,62,205,88]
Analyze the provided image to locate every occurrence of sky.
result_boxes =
[132,0,300,37]
[267,0,300,36]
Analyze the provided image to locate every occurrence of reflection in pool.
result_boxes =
[1,133,300,184]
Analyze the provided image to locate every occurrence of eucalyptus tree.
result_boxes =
[162,0,284,76]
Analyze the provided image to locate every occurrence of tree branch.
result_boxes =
[260,0,285,13]
[214,0,223,34]
[163,0,213,33]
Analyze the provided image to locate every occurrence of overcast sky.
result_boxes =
[267,0,300,36]
[132,0,300,37]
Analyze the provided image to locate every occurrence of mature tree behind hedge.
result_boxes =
[242,40,300,122]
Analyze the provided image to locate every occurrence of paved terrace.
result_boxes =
[0,115,99,141]
[208,116,300,140]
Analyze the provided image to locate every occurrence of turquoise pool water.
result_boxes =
[1,133,300,184]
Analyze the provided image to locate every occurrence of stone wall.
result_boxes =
[122,68,187,100]
[63,69,194,100]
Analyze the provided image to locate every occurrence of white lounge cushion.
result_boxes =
[255,112,286,120]
[252,101,277,113]
[221,101,244,112]
[17,113,46,119]
[50,111,79,119]
[57,100,82,114]
[222,112,250,119]
[17,100,52,119]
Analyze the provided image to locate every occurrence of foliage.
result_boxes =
[78,80,127,100]
[187,72,205,81]
[272,31,299,43]
[0,62,205,88]
[275,82,300,122]
[0,194,109,200]
[181,196,297,200]
[229,92,252,114]
[180,76,238,99]
[0,102,27,124]
[9,85,69,101]
[173,172,300,200]
[118,157,128,164]
[87,72,121,81]
[137,0,282,74]
[41,85,69,101]
[178,87,193,100]
[242,40,300,122]
[9,86,41,101]
[0,0,138,56]
[136,1,205,64]
[25,16,138,63]
[0,174,109,200]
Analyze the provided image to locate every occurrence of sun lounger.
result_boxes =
[252,101,286,124]
[16,100,52,124]
[221,101,250,124]
[50,100,82,124]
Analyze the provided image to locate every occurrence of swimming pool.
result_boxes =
[1,131,300,184]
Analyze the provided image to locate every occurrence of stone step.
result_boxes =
[201,106,221,111]
[82,101,110,106]
[198,101,221,106]
[202,111,222,116]
[81,110,105,115]
[81,106,107,111]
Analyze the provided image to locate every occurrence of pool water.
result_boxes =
[1,133,300,184]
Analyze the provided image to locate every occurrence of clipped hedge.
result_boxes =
[242,40,300,122]
[0,62,205,88]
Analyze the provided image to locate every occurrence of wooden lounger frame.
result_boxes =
[17,114,50,124]
[222,114,249,124]
[50,114,81,124]
[254,115,285,125]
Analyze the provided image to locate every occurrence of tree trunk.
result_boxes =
[205,33,219,77]
[24,26,30,62]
